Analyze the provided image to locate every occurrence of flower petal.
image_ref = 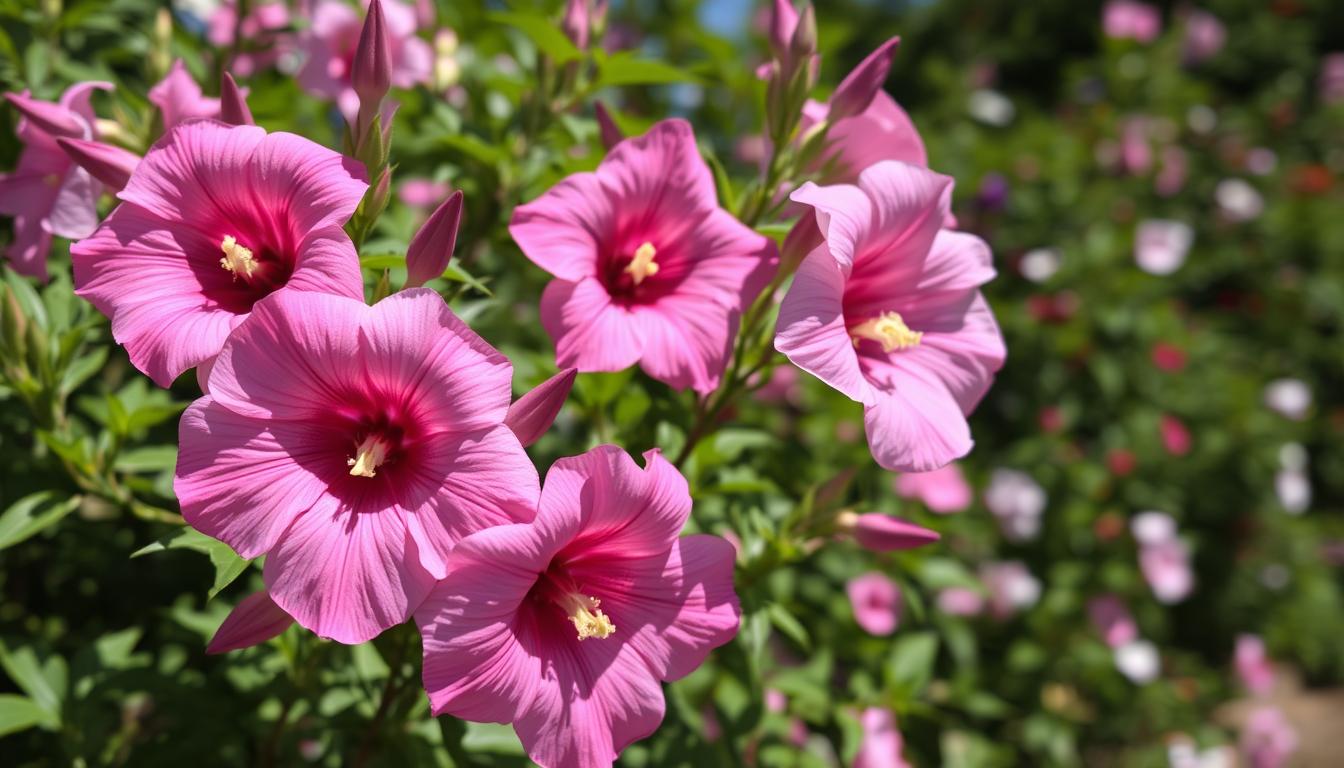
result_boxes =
[510,171,614,282]
[540,278,645,373]
[207,591,295,654]
[284,225,366,301]
[775,248,874,404]
[788,182,872,272]
[862,369,973,472]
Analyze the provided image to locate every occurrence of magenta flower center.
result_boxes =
[330,403,419,490]
[205,231,295,313]
[527,562,616,641]
[601,237,680,305]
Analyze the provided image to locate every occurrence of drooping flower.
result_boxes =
[1235,634,1276,696]
[416,446,740,768]
[1103,1,1162,43]
[894,462,972,514]
[149,60,225,131]
[983,468,1046,541]
[72,119,367,386]
[854,707,911,768]
[175,288,539,644]
[847,572,901,636]
[1134,219,1193,275]
[776,161,1005,472]
[511,119,777,393]
[297,0,433,122]
[0,82,111,280]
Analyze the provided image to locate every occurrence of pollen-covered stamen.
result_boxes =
[347,435,391,478]
[850,311,923,353]
[219,235,259,281]
[623,241,659,286]
[558,591,616,641]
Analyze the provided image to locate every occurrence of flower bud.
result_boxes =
[594,101,624,151]
[351,0,392,139]
[207,591,294,654]
[505,368,578,447]
[55,137,139,192]
[828,37,899,122]
[561,0,591,51]
[219,73,255,126]
[787,5,817,65]
[837,511,939,552]
[404,190,463,288]
[1,286,27,361]
[4,92,83,138]
[768,0,801,63]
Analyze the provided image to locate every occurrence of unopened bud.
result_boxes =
[837,511,939,552]
[207,592,294,654]
[828,37,899,122]
[5,92,83,139]
[351,0,392,141]
[404,190,463,288]
[779,213,823,275]
[561,0,591,51]
[56,137,139,192]
[505,369,578,447]
[594,101,624,151]
[219,73,255,126]
[788,5,817,64]
[768,0,801,63]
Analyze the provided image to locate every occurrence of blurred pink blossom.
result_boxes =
[1135,219,1193,275]
[1235,634,1275,696]
[1240,707,1298,768]
[1120,117,1152,174]
[981,561,1041,618]
[1320,53,1344,105]
[1182,10,1226,65]
[1264,378,1311,420]
[297,0,432,122]
[398,178,450,211]
[1160,414,1192,456]
[208,0,292,77]
[1155,145,1188,196]
[1103,1,1162,43]
[1139,538,1194,604]
[937,587,985,616]
[847,572,901,636]
[1088,594,1138,648]
[149,60,224,131]
[983,469,1045,541]
[894,463,972,514]
[854,707,911,768]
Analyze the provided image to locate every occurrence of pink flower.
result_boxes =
[1103,1,1162,43]
[847,572,901,636]
[854,708,910,768]
[1160,414,1192,456]
[983,468,1045,541]
[1119,116,1151,175]
[1241,707,1298,768]
[398,178,450,211]
[511,119,777,394]
[1088,594,1137,648]
[776,161,1005,472]
[1138,537,1193,604]
[981,561,1040,619]
[837,511,939,552]
[297,0,433,121]
[1151,342,1187,372]
[149,60,224,131]
[894,463,972,514]
[208,0,292,77]
[208,591,294,654]
[0,82,111,279]
[1321,53,1344,105]
[1182,10,1226,65]
[936,587,984,617]
[800,92,926,186]
[1155,145,1188,197]
[1235,634,1276,697]
[72,120,368,387]
[1135,219,1193,275]
[505,368,578,447]
[175,288,539,644]
[416,446,740,768]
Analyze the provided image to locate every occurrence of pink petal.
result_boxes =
[117,120,269,226]
[893,463,972,514]
[788,181,872,272]
[596,119,717,224]
[854,160,952,267]
[5,213,54,280]
[569,534,740,681]
[510,171,613,282]
[46,165,101,239]
[862,367,973,472]
[148,60,221,130]
[775,248,875,404]
[629,299,735,394]
[847,571,901,636]
[540,278,645,373]
[207,591,295,654]
[505,368,578,448]
[892,292,1006,413]
[264,493,435,644]
[811,92,927,181]
[175,398,332,558]
[208,290,366,420]
[283,225,366,300]
[360,288,514,431]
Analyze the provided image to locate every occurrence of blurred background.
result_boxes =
[1,0,1342,765]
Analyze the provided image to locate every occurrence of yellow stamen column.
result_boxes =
[560,592,616,641]
[347,435,390,478]
[623,242,659,285]
[219,235,259,281]
[850,311,923,353]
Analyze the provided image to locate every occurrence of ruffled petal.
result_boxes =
[628,299,734,394]
[510,171,613,283]
[789,181,872,272]
[540,278,645,373]
[597,119,717,226]
[775,248,874,404]
[854,161,952,265]
[862,369,972,473]
[284,225,366,301]
[882,291,1006,413]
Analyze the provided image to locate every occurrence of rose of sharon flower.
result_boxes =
[854,707,911,768]
[511,119,777,393]
[1235,634,1276,697]
[149,60,225,131]
[1241,707,1298,768]
[298,0,433,121]
[175,289,539,644]
[1103,1,1161,43]
[776,161,1005,472]
[1135,219,1193,275]
[72,120,367,387]
[1133,512,1194,604]
[981,561,1040,619]
[208,1,292,77]
[416,446,739,768]
[847,572,901,636]
[894,462,972,514]
[799,91,926,186]
[1088,595,1138,648]
[0,82,111,279]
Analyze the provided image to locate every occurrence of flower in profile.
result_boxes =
[847,572,901,636]
[1235,634,1276,696]
[894,463,972,514]
[208,0,293,77]
[854,707,911,768]
[1241,707,1298,768]
[72,120,367,386]
[1,82,111,279]
[1134,219,1193,275]
[511,119,777,393]
[175,289,539,644]
[1103,1,1161,43]
[981,561,1040,619]
[776,161,1005,472]
[149,60,225,131]
[416,446,739,768]
[983,469,1046,541]
[298,0,433,121]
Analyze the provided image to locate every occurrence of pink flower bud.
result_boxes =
[561,0,590,50]
[4,91,85,138]
[837,511,939,552]
[219,73,255,126]
[207,591,294,654]
[787,4,817,63]
[594,101,624,151]
[55,137,139,192]
[768,0,801,63]
[828,36,900,122]
[404,190,462,288]
[351,0,392,133]
[505,368,578,447]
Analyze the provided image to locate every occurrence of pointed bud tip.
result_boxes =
[828,36,900,122]
[219,73,255,126]
[404,190,464,288]
[594,101,624,150]
[55,137,139,192]
[505,368,579,447]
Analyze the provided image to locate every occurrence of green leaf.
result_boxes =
[59,345,107,395]
[0,694,52,736]
[595,53,701,88]
[887,631,939,697]
[359,253,405,271]
[441,262,493,296]
[113,445,178,473]
[461,721,527,755]
[488,11,583,64]
[0,492,81,551]
[132,528,251,600]
[766,603,811,651]
[0,642,63,722]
